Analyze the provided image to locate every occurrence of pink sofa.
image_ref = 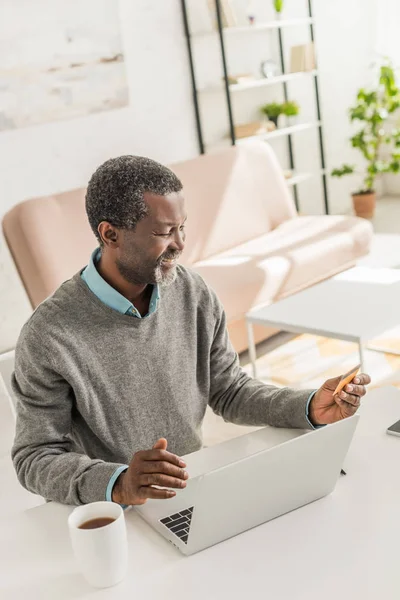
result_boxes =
[2,142,373,353]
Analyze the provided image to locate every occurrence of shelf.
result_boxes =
[223,17,315,34]
[210,121,321,152]
[286,170,326,187]
[193,17,314,37]
[236,121,321,144]
[200,70,317,93]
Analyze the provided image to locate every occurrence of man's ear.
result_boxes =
[98,222,119,249]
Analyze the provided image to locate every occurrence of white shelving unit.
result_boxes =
[181,1,330,213]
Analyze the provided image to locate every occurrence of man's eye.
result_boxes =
[158,233,171,237]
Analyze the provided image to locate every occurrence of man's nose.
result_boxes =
[170,229,185,252]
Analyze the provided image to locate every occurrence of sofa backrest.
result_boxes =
[171,141,297,265]
[0,232,32,351]
[3,188,93,307]
[2,142,296,308]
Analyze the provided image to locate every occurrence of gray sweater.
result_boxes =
[12,266,313,505]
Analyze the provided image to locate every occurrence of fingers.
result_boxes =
[142,460,188,480]
[352,373,371,385]
[344,383,367,397]
[139,486,177,500]
[335,372,371,411]
[336,390,362,407]
[141,448,186,468]
[140,473,187,489]
[152,438,168,451]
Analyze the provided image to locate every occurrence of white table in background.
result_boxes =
[1,386,400,600]
[246,267,400,378]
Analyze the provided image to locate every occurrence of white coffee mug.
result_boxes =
[68,501,128,588]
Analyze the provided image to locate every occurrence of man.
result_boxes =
[12,156,371,507]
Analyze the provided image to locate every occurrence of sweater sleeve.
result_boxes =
[207,292,315,430]
[11,324,126,506]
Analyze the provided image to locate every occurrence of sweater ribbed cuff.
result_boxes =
[79,461,128,505]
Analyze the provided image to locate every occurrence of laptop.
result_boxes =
[135,415,359,555]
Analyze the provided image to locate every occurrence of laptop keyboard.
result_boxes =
[160,507,194,545]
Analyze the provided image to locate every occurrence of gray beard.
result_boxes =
[116,261,178,287]
[155,263,178,287]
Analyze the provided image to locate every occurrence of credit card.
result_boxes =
[333,364,361,396]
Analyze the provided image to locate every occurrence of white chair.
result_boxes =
[0,350,16,420]
[0,351,16,461]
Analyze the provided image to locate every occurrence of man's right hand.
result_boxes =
[112,438,188,506]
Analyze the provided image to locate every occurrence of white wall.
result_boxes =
[314,0,379,212]
[0,0,198,217]
[0,0,379,218]
[376,0,400,195]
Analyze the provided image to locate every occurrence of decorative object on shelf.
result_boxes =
[246,0,256,25]
[282,100,300,125]
[260,60,281,79]
[273,0,284,13]
[260,102,282,127]
[233,120,276,140]
[260,101,300,128]
[207,0,237,29]
[290,43,316,73]
[331,62,400,219]
[227,73,256,85]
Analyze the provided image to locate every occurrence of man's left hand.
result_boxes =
[309,372,371,426]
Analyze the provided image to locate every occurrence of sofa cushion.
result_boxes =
[191,215,373,322]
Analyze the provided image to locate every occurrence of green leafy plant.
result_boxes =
[282,101,300,117]
[332,62,400,194]
[260,102,283,119]
[260,101,300,125]
[273,0,284,13]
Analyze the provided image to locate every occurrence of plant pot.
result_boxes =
[283,115,298,127]
[268,115,279,128]
[352,191,376,219]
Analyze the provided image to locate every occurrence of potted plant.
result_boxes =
[282,100,300,125]
[332,63,400,219]
[273,0,284,13]
[260,102,282,127]
[260,100,299,128]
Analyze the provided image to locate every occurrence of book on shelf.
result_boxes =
[207,0,238,29]
[290,42,316,73]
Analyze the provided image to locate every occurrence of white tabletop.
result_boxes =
[1,386,400,600]
[246,267,400,343]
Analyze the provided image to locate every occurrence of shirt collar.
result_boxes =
[83,249,160,317]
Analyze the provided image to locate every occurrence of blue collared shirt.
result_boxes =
[81,248,160,318]
[81,248,160,504]
[81,248,317,504]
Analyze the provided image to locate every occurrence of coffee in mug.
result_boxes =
[79,517,116,530]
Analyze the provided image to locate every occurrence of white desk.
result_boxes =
[1,386,400,600]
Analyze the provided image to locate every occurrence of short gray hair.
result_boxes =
[85,155,183,243]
